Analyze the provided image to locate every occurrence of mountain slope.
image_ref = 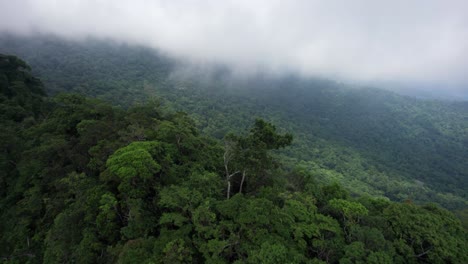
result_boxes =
[1,34,466,210]
[0,53,467,263]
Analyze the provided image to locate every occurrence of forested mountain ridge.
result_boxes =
[1,53,467,263]
[1,34,466,211]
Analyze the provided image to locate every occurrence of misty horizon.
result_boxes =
[1,0,467,98]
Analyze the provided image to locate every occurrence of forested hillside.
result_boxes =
[1,34,466,212]
[1,53,467,263]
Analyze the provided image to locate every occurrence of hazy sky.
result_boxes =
[1,0,467,96]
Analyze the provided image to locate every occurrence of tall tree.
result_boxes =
[223,119,292,197]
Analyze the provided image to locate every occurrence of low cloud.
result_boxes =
[1,0,467,95]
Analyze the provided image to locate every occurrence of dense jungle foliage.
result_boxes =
[1,35,466,213]
[1,53,467,264]
[0,34,467,263]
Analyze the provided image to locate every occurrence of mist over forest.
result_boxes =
[0,1,467,263]
[2,0,468,98]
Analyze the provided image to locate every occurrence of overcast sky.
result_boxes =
[1,0,467,97]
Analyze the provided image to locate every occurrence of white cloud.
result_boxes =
[1,0,467,93]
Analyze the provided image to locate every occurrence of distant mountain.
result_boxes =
[1,33,467,210]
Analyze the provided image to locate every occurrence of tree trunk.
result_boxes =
[239,171,246,194]
[227,180,231,199]
[223,144,239,199]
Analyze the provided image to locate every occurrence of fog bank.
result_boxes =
[1,0,467,96]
